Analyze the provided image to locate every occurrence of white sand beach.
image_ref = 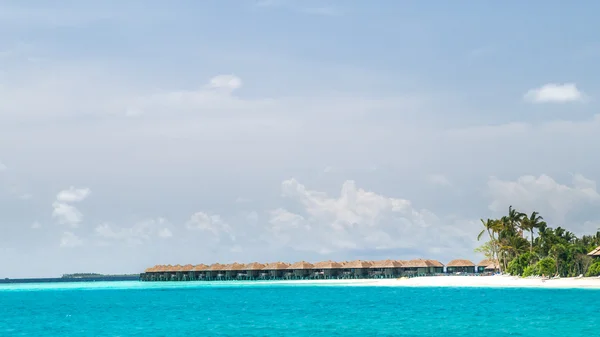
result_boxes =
[269,275,600,289]
[363,275,600,289]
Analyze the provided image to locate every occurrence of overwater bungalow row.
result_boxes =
[140,258,499,281]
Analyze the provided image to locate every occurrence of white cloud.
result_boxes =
[94,217,172,245]
[52,202,84,227]
[0,161,6,171]
[52,187,90,227]
[524,83,585,103]
[56,187,91,203]
[427,174,451,186]
[157,228,173,238]
[31,221,41,229]
[267,178,476,256]
[487,174,600,224]
[185,212,235,241]
[60,231,83,248]
[207,74,242,91]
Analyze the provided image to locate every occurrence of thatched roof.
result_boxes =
[402,259,443,268]
[263,262,291,270]
[447,259,475,267]
[192,264,209,271]
[404,259,428,268]
[588,246,600,256]
[243,262,266,270]
[223,262,246,271]
[477,259,497,267]
[370,259,403,268]
[313,260,343,269]
[288,261,315,270]
[342,260,372,268]
[485,263,500,270]
[207,263,225,271]
[425,259,444,267]
[182,264,194,272]
[172,264,184,272]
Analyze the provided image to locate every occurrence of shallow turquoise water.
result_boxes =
[1,281,597,336]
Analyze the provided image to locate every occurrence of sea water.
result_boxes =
[1,281,597,336]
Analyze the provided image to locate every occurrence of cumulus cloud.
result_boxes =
[52,187,90,227]
[52,202,84,227]
[185,212,235,241]
[524,83,585,103]
[56,187,91,202]
[0,161,6,171]
[207,74,242,91]
[157,228,173,238]
[31,221,41,229]
[94,217,172,245]
[487,174,600,224]
[267,178,476,256]
[60,231,83,248]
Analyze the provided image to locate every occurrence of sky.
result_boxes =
[2,0,600,278]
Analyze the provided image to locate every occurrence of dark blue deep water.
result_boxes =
[1,281,598,336]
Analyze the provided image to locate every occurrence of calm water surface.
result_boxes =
[0,281,597,336]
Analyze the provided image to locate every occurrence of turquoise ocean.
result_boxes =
[1,281,597,336]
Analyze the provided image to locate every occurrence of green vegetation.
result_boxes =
[476,206,600,277]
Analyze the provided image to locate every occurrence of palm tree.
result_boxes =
[478,218,502,270]
[521,211,546,254]
[506,205,525,235]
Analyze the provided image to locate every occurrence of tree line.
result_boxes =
[476,206,600,277]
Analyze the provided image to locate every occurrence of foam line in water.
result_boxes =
[0,279,381,292]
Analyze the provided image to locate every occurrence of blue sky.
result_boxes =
[1,1,600,277]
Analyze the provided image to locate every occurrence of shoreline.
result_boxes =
[4,275,600,290]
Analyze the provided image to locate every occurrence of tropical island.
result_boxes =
[140,205,600,288]
[0,273,140,284]
[475,205,600,278]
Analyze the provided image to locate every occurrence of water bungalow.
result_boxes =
[287,261,315,279]
[223,263,245,279]
[181,264,194,281]
[369,259,403,278]
[476,259,494,273]
[206,263,225,280]
[313,261,343,279]
[192,263,208,280]
[342,260,372,278]
[140,257,478,281]
[243,262,266,280]
[403,259,444,276]
[262,262,290,279]
[446,259,476,274]
[484,262,500,273]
